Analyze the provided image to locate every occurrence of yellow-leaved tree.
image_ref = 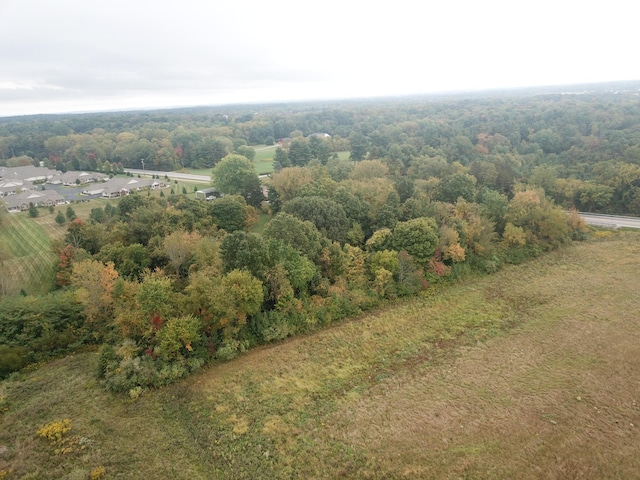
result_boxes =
[210,269,264,339]
[71,259,118,339]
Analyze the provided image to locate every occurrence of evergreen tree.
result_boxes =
[55,210,66,225]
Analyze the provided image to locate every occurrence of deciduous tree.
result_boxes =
[209,195,249,232]
[282,196,350,243]
[392,217,439,265]
[268,167,313,203]
[163,230,202,276]
[71,259,118,338]
[263,212,324,260]
[210,269,264,338]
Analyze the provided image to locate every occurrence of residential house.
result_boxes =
[0,166,55,197]
[100,177,165,198]
[3,190,65,213]
[56,171,106,186]
[0,166,55,184]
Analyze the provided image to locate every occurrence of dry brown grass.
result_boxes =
[325,232,640,479]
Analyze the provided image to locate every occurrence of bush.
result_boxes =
[215,339,249,361]
[0,345,30,379]
[37,419,72,443]
[251,310,297,343]
[28,203,39,218]
[90,466,107,480]
[0,292,87,376]
[98,339,208,393]
[155,315,204,361]
[95,344,118,378]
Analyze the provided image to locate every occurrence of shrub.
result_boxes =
[155,315,204,362]
[0,292,87,376]
[215,339,249,361]
[55,210,66,224]
[95,344,118,378]
[38,419,72,443]
[0,345,30,379]
[37,419,85,455]
[28,203,39,218]
[90,466,106,480]
[251,310,297,343]
[98,339,208,393]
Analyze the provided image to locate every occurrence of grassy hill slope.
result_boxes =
[1,231,639,479]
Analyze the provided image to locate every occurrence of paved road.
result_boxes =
[124,169,210,182]
[124,169,270,181]
[578,212,640,229]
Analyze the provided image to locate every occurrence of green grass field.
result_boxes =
[253,145,278,175]
[2,231,640,479]
[182,145,278,177]
[336,150,350,161]
[182,147,351,177]
[0,213,63,295]
[249,211,271,234]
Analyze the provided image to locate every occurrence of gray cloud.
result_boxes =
[1,0,639,116]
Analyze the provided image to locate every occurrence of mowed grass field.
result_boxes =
[1,231,639,479]
[0,196,124,295]
[184,145,278,177]
[0,212,66,295]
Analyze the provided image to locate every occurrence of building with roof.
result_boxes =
[195,187,221,200]
[99,177,165,198]
[0,166,57,197]
[0,166,55,183]
[2,190,65,213]
[52,171,106,186]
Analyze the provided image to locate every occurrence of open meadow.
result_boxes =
[1,230,639,479]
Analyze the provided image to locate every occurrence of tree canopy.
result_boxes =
[211,154,263,207]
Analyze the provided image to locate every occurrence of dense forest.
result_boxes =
[2,84,640,214]
[1,84,639,393]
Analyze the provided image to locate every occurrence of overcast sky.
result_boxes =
[1,0,638,117]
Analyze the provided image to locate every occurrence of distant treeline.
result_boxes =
[2,89,640,214]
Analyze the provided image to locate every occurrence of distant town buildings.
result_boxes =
[0,165,168,212]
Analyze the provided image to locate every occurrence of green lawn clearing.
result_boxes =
[0,213,61,295]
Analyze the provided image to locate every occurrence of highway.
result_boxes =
[124,169,210,182]
[577,212,640,229]
[124,169,270,182]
